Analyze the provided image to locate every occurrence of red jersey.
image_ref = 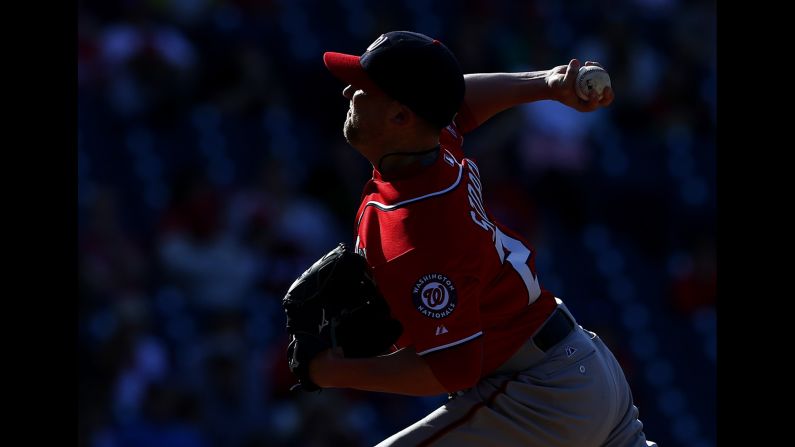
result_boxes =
[354,122,557,389]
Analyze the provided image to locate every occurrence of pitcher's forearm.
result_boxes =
[309,347,448,396]
[461,71,554,129]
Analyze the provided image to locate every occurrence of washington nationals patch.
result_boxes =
[412,273,457,319]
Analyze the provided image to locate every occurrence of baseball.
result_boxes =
[575,65,611,101]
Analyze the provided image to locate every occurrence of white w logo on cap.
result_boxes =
[367,34,388,51]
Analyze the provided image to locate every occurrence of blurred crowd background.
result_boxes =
[77,0,716,446]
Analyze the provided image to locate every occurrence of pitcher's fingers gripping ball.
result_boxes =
[575,65,611,101]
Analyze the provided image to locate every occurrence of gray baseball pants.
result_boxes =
[375,299,657,447]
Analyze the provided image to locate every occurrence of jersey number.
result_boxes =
[495,228,542,304]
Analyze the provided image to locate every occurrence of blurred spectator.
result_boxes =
[109,293,171,424]
[669,237,716,315]
[518,100,599,173]
[157,166,259,312]
[98,382,208,447]
[80,187,149,304]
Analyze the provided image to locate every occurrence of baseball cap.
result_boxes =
[324,31,465,129]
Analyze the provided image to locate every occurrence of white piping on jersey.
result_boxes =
[416,331,483,356]
[357,150,463,227]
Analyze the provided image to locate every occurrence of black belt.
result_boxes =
[533,308,576,352]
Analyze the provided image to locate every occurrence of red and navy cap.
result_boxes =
[324,31,465,129]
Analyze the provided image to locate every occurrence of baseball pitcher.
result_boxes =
[283,31,656,447]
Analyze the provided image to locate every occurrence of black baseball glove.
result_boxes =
[282,243,403,392]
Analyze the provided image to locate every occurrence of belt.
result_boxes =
[451,305,578,396]
[532,307,576,352]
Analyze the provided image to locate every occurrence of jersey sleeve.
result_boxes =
[453,100,479,135]
[373,246,483,358]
